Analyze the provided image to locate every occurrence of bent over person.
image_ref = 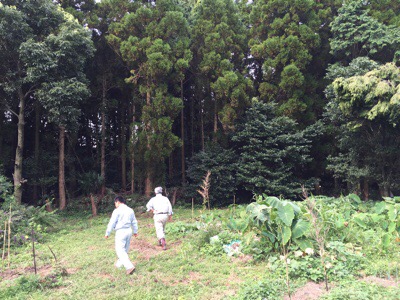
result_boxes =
[105,196,138,275]
[146,187,173,250]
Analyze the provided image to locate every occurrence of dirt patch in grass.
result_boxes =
[361,276,399,288]
[131,237,181,260]
[164,271,204,286]
[132,238,161,260]
[284,281,328,300]
[1,264,76,281]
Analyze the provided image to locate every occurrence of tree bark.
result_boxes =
[180,79,186,186]
[362,178,369,201]
[121,101,127,192]
[145,90,153,197]
[379,183,390,198]
[169,152,174,182]
[100,77,107,196]
[59,126,66,210]
[90,193,97,217]
[201,101,205,151]
[213,95,218,141]
[190,90,195,156]
[33,100,40,203]
[13,87,25,204]
[130,103,136,193]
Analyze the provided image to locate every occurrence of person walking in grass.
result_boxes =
[105,196,138,275]
[146,187,173,250]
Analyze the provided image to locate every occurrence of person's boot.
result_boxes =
[161,238,167,250]
[158,239,162,246]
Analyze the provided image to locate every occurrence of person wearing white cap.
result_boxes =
[146,187,173,250]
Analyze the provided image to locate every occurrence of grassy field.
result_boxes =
[1,206,399,300]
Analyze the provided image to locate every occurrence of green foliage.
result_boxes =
[0,175,58,247]
[246,195,310,251]
[233,102,311,197]
[108,0,191,176]
[165,221,199,237]
[237,278,286,300]
[305,195,400,254]
[78,171,104,195]
[0,203,59,248]
[190,0,251,134]
[249,0,325,121]
[320,279,400,300]
[330,0,400,63]
[186,144,238,207]
[329,63,400,194]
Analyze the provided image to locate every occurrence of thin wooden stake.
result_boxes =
[31,227,37,274]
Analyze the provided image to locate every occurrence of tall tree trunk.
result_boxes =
[201,102,205,151]
[191,91,195,156]
[59,126,66,210]
[362,178,369,201]
[180,80,185,186]
[213,95,218,141]
[100,77,107,196]
[145,90,153,197]
[121,101,127,191]
[130,103,136,193]
[13,87,25,204]
[379,183,390,198]
[169,153,173,182]
[33,100,40,203]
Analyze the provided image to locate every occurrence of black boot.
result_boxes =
[158,239,162,246]
[161,238,167,250]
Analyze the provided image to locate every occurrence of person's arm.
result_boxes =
[146,198,154,214]
[167,199,173,221]
[105,210,118,238]
[131,212,138,236]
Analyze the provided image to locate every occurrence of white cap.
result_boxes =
[154,187,163,194]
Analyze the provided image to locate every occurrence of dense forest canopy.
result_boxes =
[1,0,400,208]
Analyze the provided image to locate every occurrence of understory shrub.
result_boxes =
[237,278,287,300]
[0,176,59,248]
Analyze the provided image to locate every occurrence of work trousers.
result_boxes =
[114,227,134,270]
[153,214,169,240]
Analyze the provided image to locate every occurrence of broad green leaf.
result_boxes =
[295,238,313,251]
[281,226,291,245]
[284,200,301,215]
[278,204,295,227]
[374,202,386,214]
[266,197,283,210]
[382,233,390,248]
[353,217,367,229]
[370,213,382,223]
[347,193,361,203]
[292,219,310,239]
[387,205,396,221]
[261,231,276,243]
[388,222,396,233]
[336,215,345,229]
[246,203,269,225]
